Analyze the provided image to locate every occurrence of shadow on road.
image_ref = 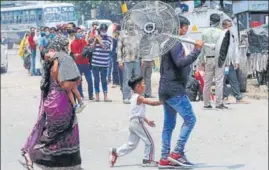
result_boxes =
[113,163,245,169]
[192,163,245,169]
[113,163,141,168]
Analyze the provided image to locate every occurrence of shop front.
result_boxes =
[233,1,268,31]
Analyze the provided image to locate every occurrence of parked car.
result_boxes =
[1,43,8,73]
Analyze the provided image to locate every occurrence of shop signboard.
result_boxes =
[233,1,268,14]
[248,1,268,11]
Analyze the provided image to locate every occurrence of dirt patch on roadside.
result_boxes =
[244,79,268,100]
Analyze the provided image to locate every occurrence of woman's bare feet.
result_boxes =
[22,152,34,170]
[95,93,100,102]
[104,93,112,102]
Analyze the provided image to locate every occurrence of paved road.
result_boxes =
[1,49,268,170]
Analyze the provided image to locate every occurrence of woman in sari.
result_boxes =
[19,33,31,74]
[21,36,82,170]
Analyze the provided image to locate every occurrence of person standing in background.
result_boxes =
[39,27,50,60]
[49,27,57,39]
[107,54,113,84]
[111,29,121,88]
[222,19,249,104]
[117,27,141,104]
[28,27,37,76]
[19,32,31,75]
[91,23,113,102]
[34,29,42,76]
[71,31,95,101]
[140,37,158,98]
[199,13,228,109]
[67,22,76,55]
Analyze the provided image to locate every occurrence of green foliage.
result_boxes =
[59,0,123,21]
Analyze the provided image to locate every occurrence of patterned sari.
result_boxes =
[22,75,81,169]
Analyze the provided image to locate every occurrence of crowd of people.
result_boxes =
[19,21,156,104]
[20,13,249,170]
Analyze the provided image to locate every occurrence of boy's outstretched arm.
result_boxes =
[137,96,162,106]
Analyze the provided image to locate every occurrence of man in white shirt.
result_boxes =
[222,19,248,103]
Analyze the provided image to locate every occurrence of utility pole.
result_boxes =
[91,2,97,19]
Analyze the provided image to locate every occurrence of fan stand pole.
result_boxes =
[155,1,159,15]
[164,33,216,50]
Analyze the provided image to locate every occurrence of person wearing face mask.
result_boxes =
[39,27,50,60]
[49,27,57,40]
[62,24,69,37]
[111,27,121,88]
[117,22,142,104]
[91,23,113,102]
[40,27,45,38]
[71,31,95,101]
[222,19,249,104]
[199,13,228,110]
[28,27,38,76]
[34,29,42,76]
[67,22,76,55]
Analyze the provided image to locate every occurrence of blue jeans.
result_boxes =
[92,66,108,94]
[118,67,123,90]
[30,50,36,75]
[112,53,120,85]
[122,62,141,99]
[161,95,196,159]
[77,64,94,98]
[223,64,242,100]
[107,56,113,82]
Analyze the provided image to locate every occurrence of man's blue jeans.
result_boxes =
[111,52,120,85]
[30,50,36,75]
[223,64,242,100]
[161,95,196,159]
[92,66,108,93]
[122,62,141,100]
[118,67,123,90]
[107,56,113,82]
[77,64,94,98]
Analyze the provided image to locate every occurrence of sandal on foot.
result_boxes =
[104,99,112,102]
[21,152,34,170]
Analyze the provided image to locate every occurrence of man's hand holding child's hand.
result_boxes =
[147,120,156,127]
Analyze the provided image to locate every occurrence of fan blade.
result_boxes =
[129,11,150,31]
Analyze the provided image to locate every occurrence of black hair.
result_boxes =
[92,21,99,26]
[177,15,190,28]
[40,26,45,31]
[210,13,221,23]
[128,76,143,91]
[40,61,53,98]
[222,19,232,27]
[50,27,56,31]
[99,23,108,30]
[44,27,49,31]
[68,22,76,28]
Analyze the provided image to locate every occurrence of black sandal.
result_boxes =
[21,152,34,170]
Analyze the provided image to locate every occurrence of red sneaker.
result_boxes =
[158,159,176,169]
[168,152,194,167]
[109,148,118,167]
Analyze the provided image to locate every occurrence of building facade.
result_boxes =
[233,1,268,31]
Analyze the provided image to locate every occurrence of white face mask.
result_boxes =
[100,32,107,36]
